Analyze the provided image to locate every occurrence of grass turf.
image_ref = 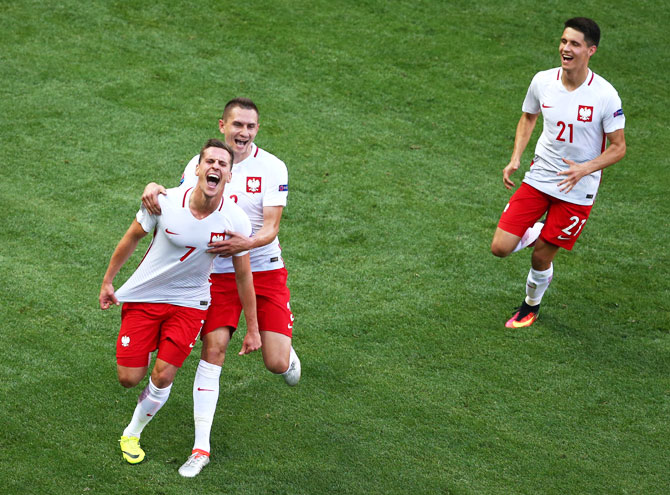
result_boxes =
[0,1,668,494]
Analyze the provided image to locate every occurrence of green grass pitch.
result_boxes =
[1,1,668,494]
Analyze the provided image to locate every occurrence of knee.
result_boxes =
[118,375,141,389]
[150,368,175,389]
[200,329,231,366]
[491,240,511,258]
[201,343,227,366]
[265,354,290,374]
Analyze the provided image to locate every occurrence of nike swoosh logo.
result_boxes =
[122,450,141,459]
[557,235,571,240]
[165,228,179,235]
[541,103,553,108]
[197,388,215,392]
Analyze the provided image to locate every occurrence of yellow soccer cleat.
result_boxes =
[119,436,145,464]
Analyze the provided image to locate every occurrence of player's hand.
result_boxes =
[207,230,252,257]
[99,282,119,310]
[141,183,167,215]
[502,160,520,189]
[557,158,587,193]
[238,330,262,355]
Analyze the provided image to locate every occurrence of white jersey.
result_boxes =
[115,187,252,308]
[521,67,625,205]
[181,143,288,273]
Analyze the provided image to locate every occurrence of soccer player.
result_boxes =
[141,98,301,477]
[490,17,626,328]
[99,139,261,465]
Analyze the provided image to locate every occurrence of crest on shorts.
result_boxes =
[577,105,593,122]
[246,177,262,193]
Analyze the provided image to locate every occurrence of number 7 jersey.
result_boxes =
[115,187,252,309]
[521,68,625,205]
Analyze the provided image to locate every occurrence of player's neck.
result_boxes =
[234,143,254,164]
[189,187,221,219]
[561,66,590,91]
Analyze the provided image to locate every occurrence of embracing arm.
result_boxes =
[141,183,167,215]
[208,206,283,256]
[503,112,540,189]
[99,220,149,309]
[558,128,627,193]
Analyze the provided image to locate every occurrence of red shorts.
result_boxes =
[203,267,294,338]
[116,302,206,368]
[498,182,593,251]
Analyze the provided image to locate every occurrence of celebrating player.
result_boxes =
[141,98,301,477]
[490,17,626,328]
[99,139,260,465]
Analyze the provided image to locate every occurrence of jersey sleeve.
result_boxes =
[601,91,625,134]
[179,155,199,188]
[521,72,542,114]
[135,204,158,233]
[262,158,288,208]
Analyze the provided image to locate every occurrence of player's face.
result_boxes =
[196,147,233,198]
[559,28,597,72]
[219,107,259,163]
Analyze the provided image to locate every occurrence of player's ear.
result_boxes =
[588,44,597,57]
[195,162,201,176]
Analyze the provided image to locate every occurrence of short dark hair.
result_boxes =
[198,138,235,168]
[222,97,259,121]
[564,17,600,46]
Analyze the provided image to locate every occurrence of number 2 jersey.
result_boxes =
[115,187,252,309]
[522,67,626,205]
[180,143,288,274]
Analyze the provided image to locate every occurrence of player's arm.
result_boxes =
[503,112,540,189]
[207,206,283,256]
[558,128,626,193]
[232,254,261,355]
[99,220,149,310]
[141,183,167,215]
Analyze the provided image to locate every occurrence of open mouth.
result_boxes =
[234,138,248,147]
[207,173,221,187]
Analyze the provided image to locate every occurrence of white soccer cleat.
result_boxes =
[282,347,301,386]
[178,449,210,478]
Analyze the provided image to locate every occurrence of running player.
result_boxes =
[490,17,626,328]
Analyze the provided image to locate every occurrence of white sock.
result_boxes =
[512,221,544,253]
[123,378,172,438]
[192,360,222,454]
[525,264,553,306]
[281,347,298,375]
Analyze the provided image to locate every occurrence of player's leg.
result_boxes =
[179,328,232,478]
[491,227,523,257]
[117,365,149,389]
[506,199,594,327]
[119,358,178,464]
[492,183,548,257]
[505,238,559,327]
[254,269,300,385]
[115,303,162,463]
[120,305,203,465]
[181,273,239,477]
[260,331,301,386]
